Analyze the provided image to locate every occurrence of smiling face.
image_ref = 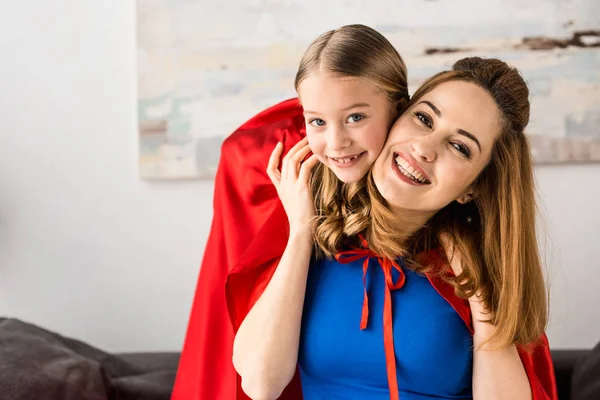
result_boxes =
[372,80,502,222]
[297,73,397,183]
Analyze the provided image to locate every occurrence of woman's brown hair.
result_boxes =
[324,57,547,348]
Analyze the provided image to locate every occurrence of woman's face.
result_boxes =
[372,80,502,218]
[297,73,397,183]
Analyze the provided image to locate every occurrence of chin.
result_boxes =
[331,168,368,184]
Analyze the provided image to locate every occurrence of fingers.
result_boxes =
[298,153,320,183]
[288,144,312,179]
[439,232,454,260]
[266,142,284,186]
[268,137,312,184]
[439,232,463,275]
[281,137,308,180]
[439,232,451,251]
[286,137,309,155]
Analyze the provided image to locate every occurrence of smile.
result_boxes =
[328,152,365,168]
[393,153,431,185]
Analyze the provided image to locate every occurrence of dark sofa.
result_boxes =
[125,349,591,400]
[552,349,591,399]
[4,318,592,399]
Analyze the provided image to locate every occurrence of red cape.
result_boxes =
[171,98,557,400]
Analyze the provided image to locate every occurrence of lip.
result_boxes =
[392,151,431,183]
[391,152,431,185]
[328,152,366,169]
[391,156,422,186]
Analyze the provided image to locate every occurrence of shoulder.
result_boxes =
[416,248,450,275]
[222,97,305,153]
[214,98,306,207]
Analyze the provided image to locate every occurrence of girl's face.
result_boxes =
[297,73,397,183]
[372,80,502,220]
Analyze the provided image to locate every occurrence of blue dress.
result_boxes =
[298,255,473,400]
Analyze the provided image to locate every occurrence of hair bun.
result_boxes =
[452,57,530,133]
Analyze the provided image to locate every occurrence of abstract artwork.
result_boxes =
[137,0,600,179]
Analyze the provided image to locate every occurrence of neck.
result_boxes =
[389,206,436,237]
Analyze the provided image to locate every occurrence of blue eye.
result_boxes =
[309,118,326,127]
[347,114,365,123]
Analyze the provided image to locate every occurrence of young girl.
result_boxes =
[234,58,557,399]
[171,24,409,400]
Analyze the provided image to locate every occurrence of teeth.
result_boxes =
[332,154,360,163]
[394,156,428,183]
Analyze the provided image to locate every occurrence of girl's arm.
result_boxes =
[470,301,532,400]
[232,138,319,400]
[441,234,532,400]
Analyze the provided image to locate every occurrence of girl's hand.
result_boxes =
[266,138,320,235]
[440,233,488,321]
[439,233,464,277]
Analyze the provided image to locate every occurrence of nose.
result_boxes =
[326,126,351,151]
[410,135,438,162]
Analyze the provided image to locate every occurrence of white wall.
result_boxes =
[537,165,600,349]
[0,1,209,352]
[0,1,598,352]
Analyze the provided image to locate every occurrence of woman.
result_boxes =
[171,24,409,400]
[233,57,557,399]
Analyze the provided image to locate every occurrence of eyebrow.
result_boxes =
[418,100,482,151]
[304,102,371,115]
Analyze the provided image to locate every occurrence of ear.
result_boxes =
[456,192,474,204]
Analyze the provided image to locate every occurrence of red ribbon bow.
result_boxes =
[335,235,405,400]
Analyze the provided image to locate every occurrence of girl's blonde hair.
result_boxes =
[294,24,409,256]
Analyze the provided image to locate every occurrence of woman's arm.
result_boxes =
[232,138,319,400]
